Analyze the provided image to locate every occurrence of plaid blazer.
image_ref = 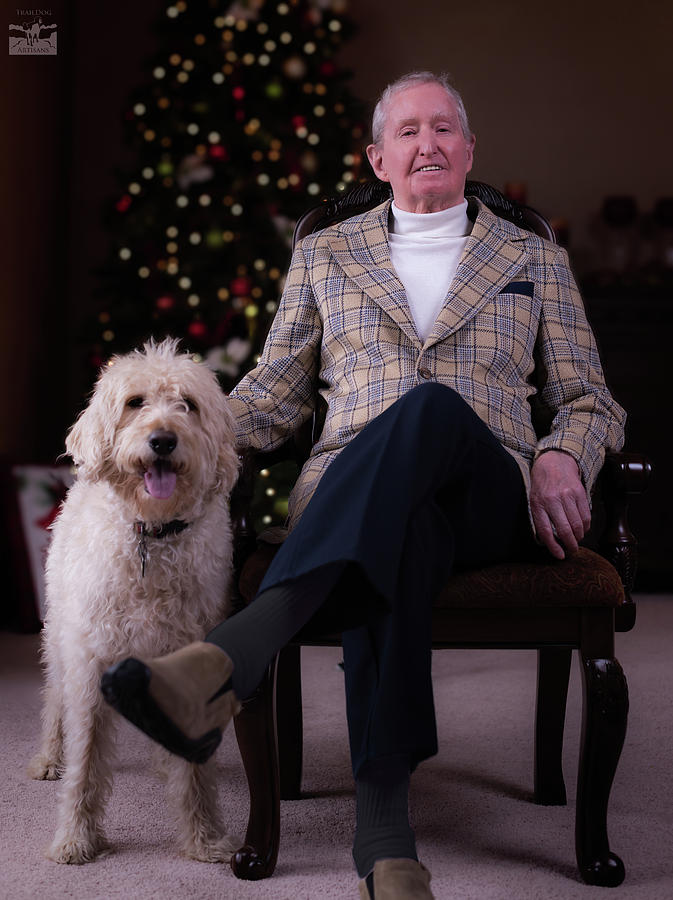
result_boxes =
[229,198,626,526]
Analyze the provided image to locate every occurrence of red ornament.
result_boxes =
[188,320,208,339]
[292,115,307,129]
[232,86,245,100]
[116,195,132,213]
[230,276,252,296]
[320,61,337,77]
[156,295,175,310]
[209,144,228,161]
[235,109,245,123]
[35,477,70,531]
[36,504,62,532]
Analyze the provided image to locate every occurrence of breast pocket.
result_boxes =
[471,289,539,380]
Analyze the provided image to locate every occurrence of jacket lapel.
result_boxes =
[325,196,530,349]
[424,198,528,348]
[326,200,420,344]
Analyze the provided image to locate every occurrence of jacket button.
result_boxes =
[418,367,433,380]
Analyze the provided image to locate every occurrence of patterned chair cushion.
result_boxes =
[436,548,624,608]
[240,543,624,610]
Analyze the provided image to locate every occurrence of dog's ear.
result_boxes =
[190,365,241,496]
[65,368,121,479]
[213,397,241,496]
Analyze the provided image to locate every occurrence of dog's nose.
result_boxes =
[149,430,177,456]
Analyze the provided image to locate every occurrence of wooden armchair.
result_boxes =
[228,182,652,887]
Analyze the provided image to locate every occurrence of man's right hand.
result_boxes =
[530,450,591,560]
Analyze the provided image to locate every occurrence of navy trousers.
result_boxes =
[258,383,541,776]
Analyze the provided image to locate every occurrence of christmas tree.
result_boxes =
[92,0,367,527]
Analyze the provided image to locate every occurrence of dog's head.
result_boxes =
[66,338,240,521]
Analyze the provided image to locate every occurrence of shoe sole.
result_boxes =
[100,658,222,764]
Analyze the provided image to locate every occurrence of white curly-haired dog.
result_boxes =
[28,338,240,865]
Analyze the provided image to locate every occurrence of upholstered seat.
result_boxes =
[436,548,625,609]
[241,543,625,612]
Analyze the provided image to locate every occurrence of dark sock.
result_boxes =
[205,562,345,700]
[365,872,375,897]
[352,756,417,879]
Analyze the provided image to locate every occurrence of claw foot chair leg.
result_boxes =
[277,644,303,800]
[231,656,280,880]
[576,652,628,887]
[535,647,572,805]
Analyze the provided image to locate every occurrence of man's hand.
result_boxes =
[530,450,591,560]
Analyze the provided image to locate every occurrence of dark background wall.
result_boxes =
[2,0,671,586]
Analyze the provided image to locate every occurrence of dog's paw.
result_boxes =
[183,833,240,863]
[27,753,62,781]
[46,834,109,865]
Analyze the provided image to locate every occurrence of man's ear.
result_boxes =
[465,134,476,173]
[366,143,389,182]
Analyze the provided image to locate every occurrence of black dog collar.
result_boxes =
[133,520,190,540]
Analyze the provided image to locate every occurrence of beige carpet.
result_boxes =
[1,595,672,899]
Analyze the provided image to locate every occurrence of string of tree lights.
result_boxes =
[91,0,367,526]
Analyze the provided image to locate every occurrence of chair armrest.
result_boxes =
[596,451,652,604]
[601,451,652,494]
[230,440,302,612]
[229,401,320,582]
[230,450,260,593]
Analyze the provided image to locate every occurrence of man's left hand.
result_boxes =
[530,450,591,560]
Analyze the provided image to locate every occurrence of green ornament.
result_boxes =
[192,101,209,115]
[265,81,283,99]
[206,228,224,248]
[157,159,174,176]
[273,497,289,517]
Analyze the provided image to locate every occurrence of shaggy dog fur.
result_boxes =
[27,339,240,865]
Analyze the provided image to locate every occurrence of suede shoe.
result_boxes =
[101,641,240,764]
[358,859,434,899]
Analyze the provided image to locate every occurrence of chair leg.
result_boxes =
[575,654,628,887]
[231,655,280,880]
[534,647,571,805]
[277,644,303,800]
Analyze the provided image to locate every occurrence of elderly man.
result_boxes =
[103,72,625,898]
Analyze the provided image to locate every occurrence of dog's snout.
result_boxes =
[149,430,177,456]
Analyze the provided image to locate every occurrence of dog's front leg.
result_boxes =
[162,751,239,862]
[27,679,65,781]
[28,623,66,780]
[47,666,115,864]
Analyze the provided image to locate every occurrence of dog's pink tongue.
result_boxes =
[144,465,177,499]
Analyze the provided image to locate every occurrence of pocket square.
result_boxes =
[500,280,534,297]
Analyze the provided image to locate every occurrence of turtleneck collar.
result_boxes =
[390,198,471,238]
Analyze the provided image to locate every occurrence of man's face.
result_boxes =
[366,82,475,214]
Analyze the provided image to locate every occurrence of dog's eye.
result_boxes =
[184,397,199,413]
[127,397,145,408]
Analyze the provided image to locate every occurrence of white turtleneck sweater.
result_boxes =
[388,199,472,343]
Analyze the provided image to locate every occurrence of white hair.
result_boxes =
[371,71,471,145]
